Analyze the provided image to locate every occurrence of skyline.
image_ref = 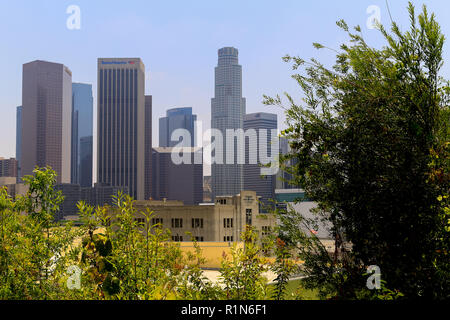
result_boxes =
[1,1,450,178]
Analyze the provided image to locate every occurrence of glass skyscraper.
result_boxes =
[211,47,246,198]
[159,107,197,147]
[71,83,93,187]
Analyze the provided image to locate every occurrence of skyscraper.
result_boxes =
[16,106,22,182]
[144,95,152,200]
[71,83,93,187]
[159,107,197,147]
[244,112,277,212]
[97,58,151,200]
[211,47,246,199]
[21,60,72,183]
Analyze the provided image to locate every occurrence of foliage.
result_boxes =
[0,167,82,299]
[264,2,450,299]
[219,226,270,300]
[1,170,303,300]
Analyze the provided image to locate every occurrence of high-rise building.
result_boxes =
[152,147,203,205]
[71,83,93,187]
[159,107,197,147]
[244,112,277,212]
[16,106,22,182]
[97,58,150,200]
[211,47,246,199]
[21,60,72,183]
[144,95,152,200]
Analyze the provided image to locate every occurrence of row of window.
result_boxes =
[171,236,204,242]
[135,217,237,230]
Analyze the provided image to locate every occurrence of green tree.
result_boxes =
[264,3,450,299]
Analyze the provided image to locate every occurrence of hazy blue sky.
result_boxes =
[1,0,449,176]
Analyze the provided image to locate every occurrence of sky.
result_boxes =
[1,0,449,177]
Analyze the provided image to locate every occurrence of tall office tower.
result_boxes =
[159,107,197,147]
[16,106,22,182]
[211,47,246,199]
[244,112,277,212]
[152,147,203,205]
[21,60,72,183]
[71,83,93,187]
[144,95,152,200]
[97,58,150,200]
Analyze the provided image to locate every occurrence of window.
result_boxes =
[223,218,233,228]
[152,218,163,226]
[192,218,204,229]
[262,226,271,236]
[216,199,227,205]
[134,218,145,225]
[223,236,234,242]
[195,236,204,242]
[246,209,252,225]
[171,218,183,228]
[172,235,183,242]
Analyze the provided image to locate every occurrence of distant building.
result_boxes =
[21,60,72,183]
[132,190,276,242]
[16,106,22,182]
[203,176,212,202]
[211,47,246,199]
[159,107,197,147]
[243,112,277,212]
[152,147,203,205]
[275,188,332,240]
[71,83,93,187]
[0,182,28,199]
[55,184,81,221]
[97,58,151,200]
[276,137,300,189]
[0,157,18,177]
[55,183,129,220]
[80,183,129,208]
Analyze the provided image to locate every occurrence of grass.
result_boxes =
[268,279,320,300]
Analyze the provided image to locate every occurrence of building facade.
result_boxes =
[211,47,246,199]
[159,107,197,147]
[21,60,72,183]
[276,137,300,189]
[243,112,277,212]
[97,58,151,200]
[0,157,18,177]
[152,147,203,205]
[71,83,93,187]
[275,188,332,240]
[133,191,276,242]
[16,106,22,182]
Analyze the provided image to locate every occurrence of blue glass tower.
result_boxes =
[159,107,197,147]
[71,83,93,187]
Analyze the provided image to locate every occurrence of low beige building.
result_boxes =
[133,190,277,242]
[0,180,28,199]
